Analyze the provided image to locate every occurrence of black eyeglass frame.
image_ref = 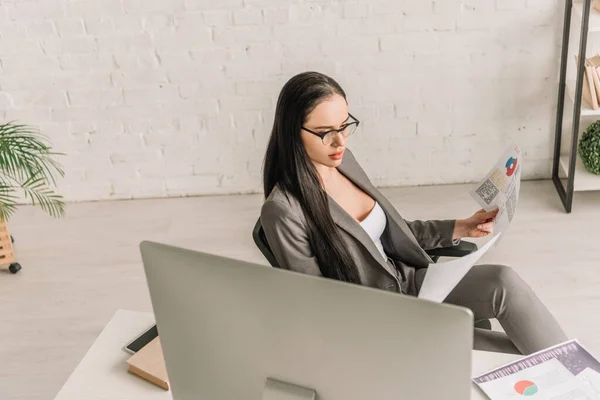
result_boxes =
[301,113,360,144]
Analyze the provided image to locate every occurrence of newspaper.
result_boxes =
[418,145,522,303]
[469,144,522,234]
[418,233,501,302]
[473,340,600,400]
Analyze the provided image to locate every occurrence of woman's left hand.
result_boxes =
[453,208,499,239]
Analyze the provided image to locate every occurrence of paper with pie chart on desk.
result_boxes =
[418,145,522,303]
[473,339,600,400]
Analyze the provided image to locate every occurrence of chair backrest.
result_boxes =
[252,219,280,268]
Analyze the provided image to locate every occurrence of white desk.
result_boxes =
[54,309,519,400]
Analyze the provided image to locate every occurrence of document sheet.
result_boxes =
[418,145,522,303]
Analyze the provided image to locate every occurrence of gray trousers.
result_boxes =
[401,264,568,355]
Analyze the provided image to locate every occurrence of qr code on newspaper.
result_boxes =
[476,179,499,205]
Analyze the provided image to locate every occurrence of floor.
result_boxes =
[1,180,599,399]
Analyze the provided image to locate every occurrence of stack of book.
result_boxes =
[576,54,600,110]
[126,337,170,390]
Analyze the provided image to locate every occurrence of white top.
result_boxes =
[359,202,388,261]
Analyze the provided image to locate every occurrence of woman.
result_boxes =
[260,71,567,355]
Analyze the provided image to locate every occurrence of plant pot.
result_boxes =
[0,221,19,273]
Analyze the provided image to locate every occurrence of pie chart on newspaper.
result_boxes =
[514,380,538,396]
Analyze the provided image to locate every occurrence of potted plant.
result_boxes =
[579,120,600,176]
[0,122,65,273]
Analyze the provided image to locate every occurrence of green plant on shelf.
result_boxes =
[0,122,65,222]
[579,120,600,176]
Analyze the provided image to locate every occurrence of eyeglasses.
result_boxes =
[301,113,360,145]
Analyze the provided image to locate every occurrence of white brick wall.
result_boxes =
[0,0,561,202]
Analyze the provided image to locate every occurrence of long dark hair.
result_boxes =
[263,71,360,284]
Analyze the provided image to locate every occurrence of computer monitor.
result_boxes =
[140,241,474,400]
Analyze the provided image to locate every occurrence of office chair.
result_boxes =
[252,218,492,330]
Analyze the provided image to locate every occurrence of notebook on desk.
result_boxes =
[126,336,170,390]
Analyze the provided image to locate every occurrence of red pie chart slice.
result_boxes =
[506,157,518,177]
[515,380,538,396]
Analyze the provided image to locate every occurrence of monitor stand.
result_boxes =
[262,378,316,400]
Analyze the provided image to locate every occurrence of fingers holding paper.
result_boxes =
[454,208,499,239]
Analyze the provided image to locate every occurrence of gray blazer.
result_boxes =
[260,149,457,293]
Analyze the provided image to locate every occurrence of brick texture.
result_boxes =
[0,0,561,202]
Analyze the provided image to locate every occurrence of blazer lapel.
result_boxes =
[326,196,398,278]
[336,157,433,266]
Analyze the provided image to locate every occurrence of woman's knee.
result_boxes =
[479,264,523,289]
